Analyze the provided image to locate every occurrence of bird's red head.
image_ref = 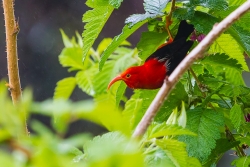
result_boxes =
[108,66,141,89]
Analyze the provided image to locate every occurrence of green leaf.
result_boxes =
[220,84,250,97]
[197,76,224,91]
[114,81,127,107]
[96,38,113,55]
[77,46,137,97]
[228,0,246,6]
[190,11,219,34]
[104,79,126,108]
[173,7,195,20]
[202,53,242,71]
[76,67,98,96]
[125,0,170,27]
[125,13,162,27]
[189,0,228,11]
[31,98,129,134]
[234,13,250,31]
[76,31,83,48]
[123,82,188,130]
[70,147,85,163]
[209,34,248,71]
[63,133,92,148]
[93,61,115,95]
[82,5,114,62]
[230,103,243,130]
[145,149,176,167]
[31,120,55,137]
[187,157,202,167]
[144,0,170,13]
[229,25,250,56]
[147,123,196,139]
[59,47,85,71]
[156,82,188,121]
[84,132,136,158]
[225,68,245,85]
[86,0,109,7]
[0,151,15,167]
[99,21,146,71]
[84,132,145,167]
[156,139,189,167]
[0,81,28,138]
[95,48,137,95]
[93,93,130,134]
[137,31,168,61]
[59,37,85,71]
[191,63,204,76]
[53,77,76,100]
[109,0,123,9]
[201,53,245,85]
[97,38,131,55]
[179,108,224,163]
[203,138,240,166]
[231,156,250,167]
[60,29,75,48]
[212,6,250,31]
[122,91,143,131]
[213,138,239,155]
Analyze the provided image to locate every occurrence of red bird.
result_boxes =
[108,20,194,89]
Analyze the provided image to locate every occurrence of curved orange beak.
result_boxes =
[108,75,124,90]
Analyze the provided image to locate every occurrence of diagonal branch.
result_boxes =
[132,1,250,138]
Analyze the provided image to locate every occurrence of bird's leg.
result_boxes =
[165,16,173,42]
[165,0,175,42]
[157,18,173,49]
[157,0,175,49]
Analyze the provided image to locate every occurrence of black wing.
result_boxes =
[145,20,194,75]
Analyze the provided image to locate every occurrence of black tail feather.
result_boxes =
[166,40,193,75]
[174,20,194,41]
[166,20,194,74]
[145,20,194,75]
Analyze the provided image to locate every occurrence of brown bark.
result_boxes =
[3,0,29,136]
[2,0,22,104]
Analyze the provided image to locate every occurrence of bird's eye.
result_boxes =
[126,74,131,78]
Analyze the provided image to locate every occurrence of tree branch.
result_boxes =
[132,1,250,138]
[2,0,29,136]
[2,0,22,104]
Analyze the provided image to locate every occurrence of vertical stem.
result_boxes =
[166,0,176,40]
[189,68,205,96]
[2,0,22,104]
[225,125,246,157]
[3,0,29,136]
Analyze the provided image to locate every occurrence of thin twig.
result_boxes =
[189,68,206,97]
[217,96,245,157]
[2,0,29,136]
[191,68,245,157]
[132,1,250,138]
[225,125,246,157]
[189,68,216,110]
[166,0,175,40]
[2,0,22,104]
[190,67,245,157]
[218,94,231,109]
